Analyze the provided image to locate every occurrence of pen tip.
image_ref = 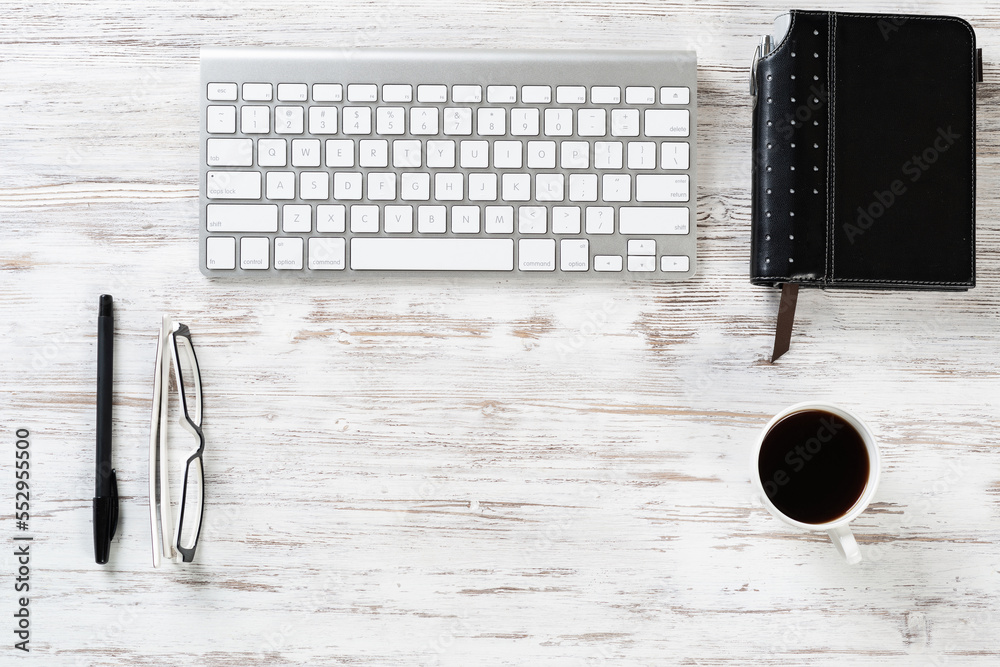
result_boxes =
[99,294,113,317]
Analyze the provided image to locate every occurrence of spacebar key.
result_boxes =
[351,238,514,271]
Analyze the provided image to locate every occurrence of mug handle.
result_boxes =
[827,525,862,564]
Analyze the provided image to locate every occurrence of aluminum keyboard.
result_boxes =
[200,47,697,279]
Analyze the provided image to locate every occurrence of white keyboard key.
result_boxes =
[526,141,556,169]
[393,140,422,168]
[410,107,439,135]
[594,255,623,272]
[312,83,343,102]
[469,173,498,201]
[266,172,295,200]
[401,172,430,200]
[661,142,691,169]
[625,86,655,104]
[205,236,236,269]
[352,238,513,270]
[277,83,308,101]
[283,205,312,232]
[207,171,261,199]
[359,139,389,167]
[382,84,413,102]
[274,237,304,269]
[351,205,380,232]
[478,108,505,136]
[561,239,589,271]
[660,86,690,105]
[628,239,656,255]
[636,175,689,202]
[435,172,463,200]
[241,106,269,134]
[384,205,414,233]
[611,109,639,137]
[206,138,252,166]
[552,206,582,234]
[561,141,590,169]
[510,108,540,136]
[556,86,586,104]
[308,238,346,270]
[417,84,448,103]
[544,109,572,136]
[628,256,656,272]
[426,140,455,168]
[487,85,517,103]
[502,174,530,201]
[591,86,621,104]
[577,109,606,137]
[443,107,473,135]
[452,85,482,103]
[452,205,481,233]
[240,237,269,269]
[292,139,321,167]
[627,141,657,169]
[602,174,631,202]
[460,140,489,168]
[619,207,689,234]
[343,107,372,134]
[334,172,362,200]
[325,139,354,167]
[661,255,691,272]
[309,107,338,134]
[207,83,237,101]
[258,138,287,167]
[594,141,623,169]
[518,239,556,271]
[316,205,346,232]
[586,206,614,234]
[300,171,330,200]
[206,204,277,232]
[367,172,397,200]
[485,206,514,234]
[518,206,546,234]
[493,141,522,168]
[348,84,378,102]
[242,83,272,101]
[644,109,690,137]
[418,206,447,233]
[521,85,551,103]
[275,106,304,134]
[569,174,597,202]
[535,174,564,201]
[376,107,405,135]
[207,105,236,133]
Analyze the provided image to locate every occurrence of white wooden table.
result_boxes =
[2,1,999,664]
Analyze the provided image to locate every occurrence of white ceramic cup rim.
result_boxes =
[752,401,881,531]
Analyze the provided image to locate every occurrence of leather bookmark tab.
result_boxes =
[771,283,799,363]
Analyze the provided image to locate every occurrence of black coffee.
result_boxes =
[757,409,870,525]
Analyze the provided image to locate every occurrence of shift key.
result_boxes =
[206,204,278,232]
[619,207,689,235]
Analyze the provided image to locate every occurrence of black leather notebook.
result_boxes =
[750,11,980,291]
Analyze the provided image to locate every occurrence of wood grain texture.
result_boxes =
[2,0,1000,664]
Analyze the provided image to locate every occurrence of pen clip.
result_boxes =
[750,34,773,101]
[109,469,119,540]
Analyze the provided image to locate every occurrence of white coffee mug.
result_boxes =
[751,402,881,564]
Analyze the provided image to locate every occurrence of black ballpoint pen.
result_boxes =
[94,294,119,564]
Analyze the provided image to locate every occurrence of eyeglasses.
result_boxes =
[149,315,205,566]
